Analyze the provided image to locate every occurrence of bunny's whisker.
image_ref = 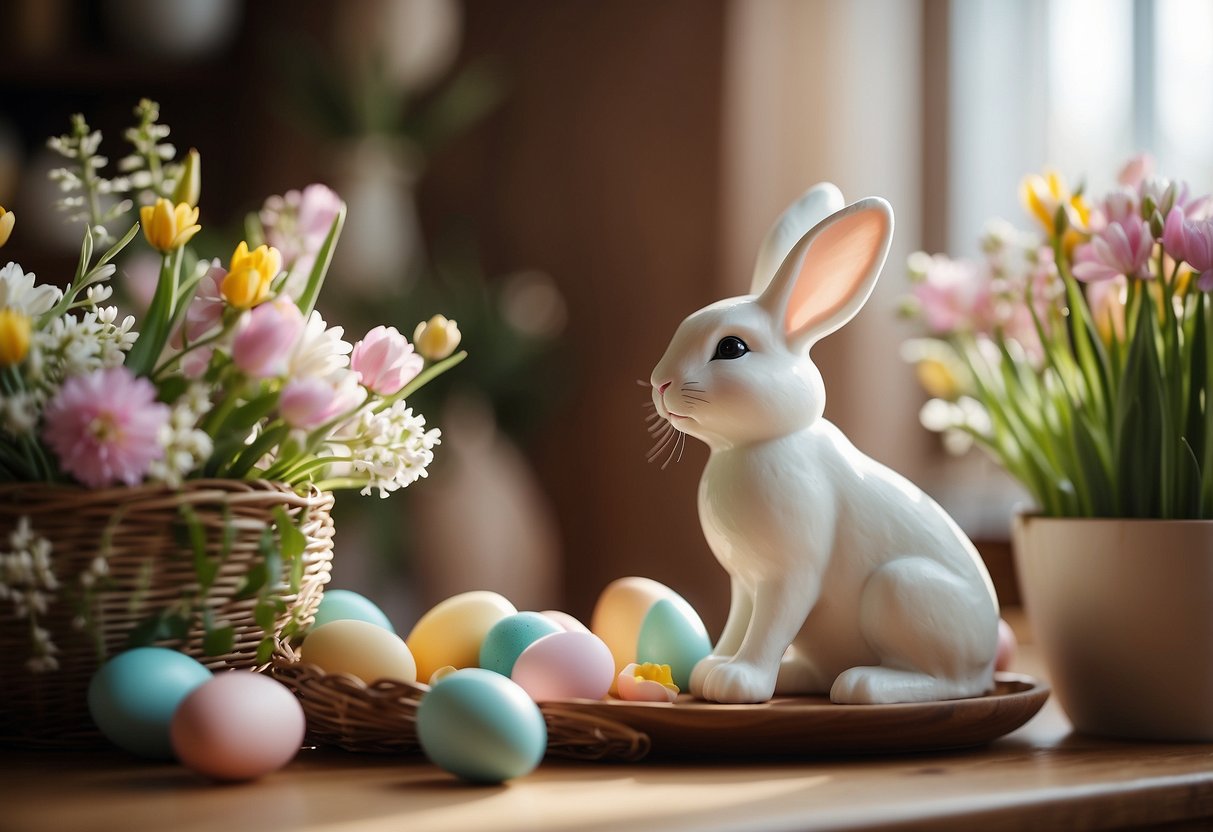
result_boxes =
[683,395,709,404]
[647,428,677,463]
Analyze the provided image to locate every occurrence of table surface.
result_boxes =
[3,613,1213,832]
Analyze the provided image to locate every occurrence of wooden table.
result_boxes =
[4,616,1213,832]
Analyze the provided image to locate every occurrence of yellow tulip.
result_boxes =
[140,198,201,252]
[0,207,14,248]
[1020,170,1093,252]
[413,314,462,361]
[221,241,282,309]
[0,308,31,366]
[915,358,961,401]
[171,148,201,207]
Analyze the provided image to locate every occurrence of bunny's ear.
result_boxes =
[758,197,893,352]
[750,183,846,295]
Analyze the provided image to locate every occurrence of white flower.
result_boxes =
[335,400,441,498]
[0,262,63,316]
[146,384,214,488]
[290,310,352,379]
[0,516,59,673]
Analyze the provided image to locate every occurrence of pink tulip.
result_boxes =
[231,297,304,378]
[1163,207,1213,290]
[279,373,366,430]
[910,254,995,335]
[350,325,423,395]
[1072,216,1153,283]
[1117,153,1155,190]
[1164,207,1190,263]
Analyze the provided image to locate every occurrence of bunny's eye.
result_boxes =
[712,336,749,361]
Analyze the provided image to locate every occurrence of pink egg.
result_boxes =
[511,631,615,702]
[995,618,1018,672]
[540,610,590,633]
[171,672,305,781]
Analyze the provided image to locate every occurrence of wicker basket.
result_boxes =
[0,479,334,747]
[272,646,651,762]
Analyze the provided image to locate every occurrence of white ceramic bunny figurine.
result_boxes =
[650,183,999,705]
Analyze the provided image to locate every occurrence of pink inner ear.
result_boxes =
[784,210,887,338]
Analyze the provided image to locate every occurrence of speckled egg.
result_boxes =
[479,612,563,677]
[416,668,547,784]
[87,647,212,759]
[406,591,517,683]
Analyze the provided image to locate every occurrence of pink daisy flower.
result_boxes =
[42,367,170,488]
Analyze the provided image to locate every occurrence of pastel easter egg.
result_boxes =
[171,672,306,781]
[313,589,395,632]
[636,596,712,690]
[995,618,1017,671]
[479,612,563,677]
[301,619,416,684]
[406,591,517,683]
[541,610,590,633]
[591,577,679,684]
[510,631,615,702]
[417,668,547,784]
[87,647,212,759]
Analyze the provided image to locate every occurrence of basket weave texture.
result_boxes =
[272,646,651,762]
[0,480,334,747]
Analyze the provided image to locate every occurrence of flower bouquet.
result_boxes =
[0,100,464,744]
[902,156,1213,739]
[903,155,1212,520]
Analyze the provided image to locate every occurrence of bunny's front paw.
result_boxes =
[699,660,777,704]
[689,655,732,697]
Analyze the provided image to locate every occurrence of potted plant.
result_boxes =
[0,100,465,745]
[902,155,1213,740]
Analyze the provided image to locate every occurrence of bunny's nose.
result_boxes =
[658,381,672,395]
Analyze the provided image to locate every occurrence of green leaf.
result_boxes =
[223,423,289,480]
[233,527,275,600]
[126,613,168,648]
[157,375,189,405]
[164,612,191,641]
[289,556,303,594]
[202,619,235,657]
[294,203,345,318]
[254,599,278,632]
[255,637,276,665]
[124,247,184,376]
[272,505,306,561]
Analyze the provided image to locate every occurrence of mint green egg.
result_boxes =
[87,647,212,759]
[636,596,712,690]
[313,589,395,633]
[479,612,562,677]
[417,668,547,783]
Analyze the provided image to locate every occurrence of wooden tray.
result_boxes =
[541,672,1049,758]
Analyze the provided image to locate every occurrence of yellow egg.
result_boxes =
[590,577,680,693]
[301,619,417,685]
[406,591,517,683]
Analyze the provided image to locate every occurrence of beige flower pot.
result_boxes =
[1013,515,1213,741]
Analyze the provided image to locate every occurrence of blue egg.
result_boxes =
[416,668,547,784]
[88,647,212,759]
[479,612,562,677]
[636,596,712,690]
[313,589,395,633]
